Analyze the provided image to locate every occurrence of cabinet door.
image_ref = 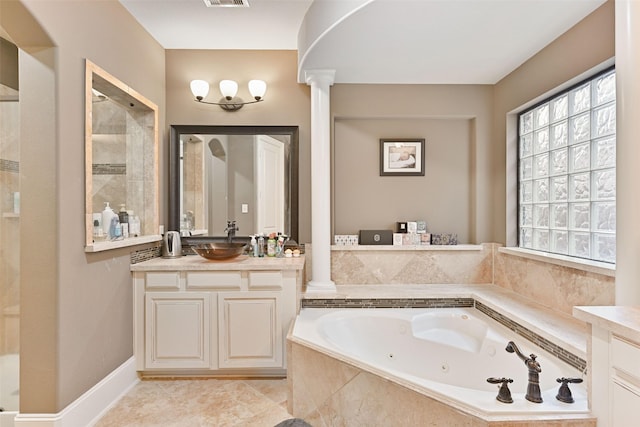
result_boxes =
[145,292,211,369]
[218,291,282,369]
[611,379,640,427]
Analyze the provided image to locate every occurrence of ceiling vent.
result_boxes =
[203,0,250,7]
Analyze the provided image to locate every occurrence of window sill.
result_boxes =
[498,247,615,277]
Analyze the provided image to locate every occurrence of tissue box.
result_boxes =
[359,230,393,245]
[431,233,458,245]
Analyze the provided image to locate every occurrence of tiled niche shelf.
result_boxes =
[85,235,162,253]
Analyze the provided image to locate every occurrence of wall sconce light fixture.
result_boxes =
[190,79,267,111]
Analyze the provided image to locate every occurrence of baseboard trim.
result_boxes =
[13,356,139,427]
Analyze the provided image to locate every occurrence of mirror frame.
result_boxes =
[168,125,299,242]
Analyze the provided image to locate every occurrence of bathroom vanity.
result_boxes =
[574,306,640,427]
[131,255,305,376]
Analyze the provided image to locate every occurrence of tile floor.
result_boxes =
[93,378,293,427]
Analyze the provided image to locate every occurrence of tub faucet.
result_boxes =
[505,341,543,403]
[225,220,238,243]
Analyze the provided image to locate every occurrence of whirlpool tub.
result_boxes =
[289,307,591,423]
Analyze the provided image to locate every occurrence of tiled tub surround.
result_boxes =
[326,243,615,317]
[289,284,594,426]
[328,243,493,285]
[493,247,615,317]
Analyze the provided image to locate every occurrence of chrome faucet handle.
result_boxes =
[487,377,514,404]
[556,377,583,403]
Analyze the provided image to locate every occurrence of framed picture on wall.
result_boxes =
[379,138,425,176]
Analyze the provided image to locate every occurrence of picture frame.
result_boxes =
[379,138,425,176]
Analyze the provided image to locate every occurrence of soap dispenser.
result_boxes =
[101,202,117,235]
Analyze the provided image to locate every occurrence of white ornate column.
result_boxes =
[615,0,640,305]
[305,70,336,291]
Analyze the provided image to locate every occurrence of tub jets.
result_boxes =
[505,341,543,403]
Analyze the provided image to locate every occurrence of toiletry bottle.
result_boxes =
[131,216,140,237]
[276,235,285,257]
[102,202,116,235]
[257,234,265,257]
[109,215,120,239]
[250,235,258,257]
[267,234,276,257]
[13,192,19,214]
[118,204,129,225]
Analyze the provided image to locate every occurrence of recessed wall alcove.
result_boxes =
[333,117,473,242]
[85,60,160,251]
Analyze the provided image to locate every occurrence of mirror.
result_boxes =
[168,125,298,242]
[85,60,160,251]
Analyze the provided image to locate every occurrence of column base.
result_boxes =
[306,280,337,292]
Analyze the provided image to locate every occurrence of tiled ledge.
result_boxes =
[499,246,615,277]
[331,244,483,251]
[302,284,588,371]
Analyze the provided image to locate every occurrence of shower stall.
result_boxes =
[0,36,20,420]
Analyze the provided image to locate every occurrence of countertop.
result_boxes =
[131,254,305,272]
[573,305,640,343]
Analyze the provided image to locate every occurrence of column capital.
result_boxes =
[304,69,336,87]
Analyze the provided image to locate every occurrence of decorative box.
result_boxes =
[359,230,393,245]
[430,233,458,245]
[334,235,359,245]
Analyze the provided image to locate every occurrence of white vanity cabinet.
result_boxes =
[574,306,640,427]
[132,256,304,376]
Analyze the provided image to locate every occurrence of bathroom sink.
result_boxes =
[192,242,247,260]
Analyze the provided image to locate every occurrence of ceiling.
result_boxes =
[120,0,607,84]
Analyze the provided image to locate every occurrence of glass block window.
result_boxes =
[518,68,616,263]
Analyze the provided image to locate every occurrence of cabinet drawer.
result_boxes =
[611,336,640,378]
[186,271,242,290]
[146,272,180,290]
[248,271,282,290]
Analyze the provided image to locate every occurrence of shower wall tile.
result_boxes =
[493,247,614,316]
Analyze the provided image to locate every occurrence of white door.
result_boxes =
[255,135,285,235]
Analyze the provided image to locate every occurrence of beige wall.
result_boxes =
[331,84,494,244]
[2,0,166,413]
[165,49,312,242]
[493,0,615,244]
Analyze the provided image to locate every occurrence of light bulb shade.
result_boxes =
[248,80,267,100]
[219,80,238,100]
[190,80,210,100]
